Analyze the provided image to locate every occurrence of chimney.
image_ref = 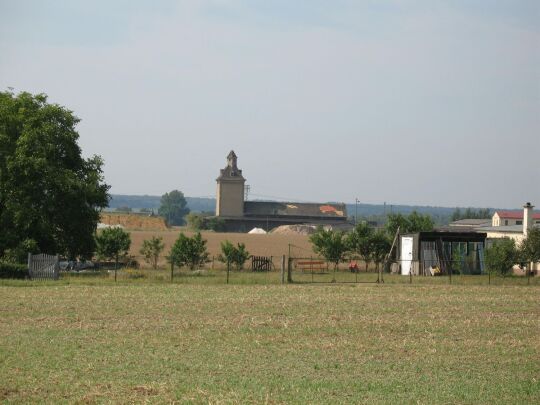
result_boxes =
[523,202,534,237]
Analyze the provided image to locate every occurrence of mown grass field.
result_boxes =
[1,280,538,404]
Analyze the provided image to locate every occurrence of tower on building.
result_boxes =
[216,151,245,217]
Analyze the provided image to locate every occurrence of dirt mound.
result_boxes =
[100,213,168,230]
[270,224,320,236]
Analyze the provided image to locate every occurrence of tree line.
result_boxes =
[451,207,492,221]
[310,210,540,278]
[308,211,436,280]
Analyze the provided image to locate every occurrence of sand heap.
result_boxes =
[99,213,168,230]
[270,224,322,236]
[248,227,267,234]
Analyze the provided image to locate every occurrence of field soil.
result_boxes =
[1,282,538,403]
[129,229,314,261]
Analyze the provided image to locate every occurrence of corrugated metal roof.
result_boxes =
[244,201,347,218]
[476,225,524,233]
[449,219,492,226]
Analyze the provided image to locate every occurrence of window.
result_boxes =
[516,220,523,225]
[504,220,508,226]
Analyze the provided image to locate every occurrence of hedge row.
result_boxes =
[0,261,29,279]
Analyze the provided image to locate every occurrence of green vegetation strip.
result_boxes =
[1,283,538,404]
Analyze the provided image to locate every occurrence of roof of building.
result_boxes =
[401,230,487,242]
[244,201,347,218]
[449,218,492,227]
[494,210,540,220]
[477,224,540,233]
[216,150,245,181]
[435,226,481,233]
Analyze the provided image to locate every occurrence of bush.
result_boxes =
[218,240,250,270]
[0,261,29,279]
[139,236,164,269]
[186,213,226,232]
[168,232,209,270]
[186,213,207,230]
[95,227,131,267]
[485,238,517,276]
[205,217,226,232]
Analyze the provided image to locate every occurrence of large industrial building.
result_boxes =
[214,151,349,232]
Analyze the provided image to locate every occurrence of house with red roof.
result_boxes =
[492,210,540,227]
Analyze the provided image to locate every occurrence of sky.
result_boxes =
[1,0,539,208]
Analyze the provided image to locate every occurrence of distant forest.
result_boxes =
[108,195,215,214]
[108,194,495,226]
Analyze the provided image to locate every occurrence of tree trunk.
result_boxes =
[114,254,118,282]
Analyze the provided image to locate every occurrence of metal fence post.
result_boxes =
[287,258,293,283]
[27,253,33,280]
[54,255,59,280]
[280,255,285,284]
[226,260,230,284]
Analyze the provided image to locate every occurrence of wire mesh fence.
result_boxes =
[59,254,288,285]
[52,254,539,286]
[287,257,538,285]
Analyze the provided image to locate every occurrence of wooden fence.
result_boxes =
[251,256,273,271]
[27,253,59,280]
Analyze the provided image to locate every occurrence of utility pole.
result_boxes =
[355,198,359,225]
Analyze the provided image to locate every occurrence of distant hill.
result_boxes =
[109,194,493,225]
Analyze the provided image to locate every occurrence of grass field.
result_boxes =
[1,280,538,404]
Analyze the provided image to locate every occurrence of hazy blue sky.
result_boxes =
[1,0,539,208]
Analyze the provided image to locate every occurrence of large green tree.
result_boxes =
[346,223,373,272]
[158,190,190,226]
[0,91,109,260]
[385,211,434,237]
[309,227,348,281]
